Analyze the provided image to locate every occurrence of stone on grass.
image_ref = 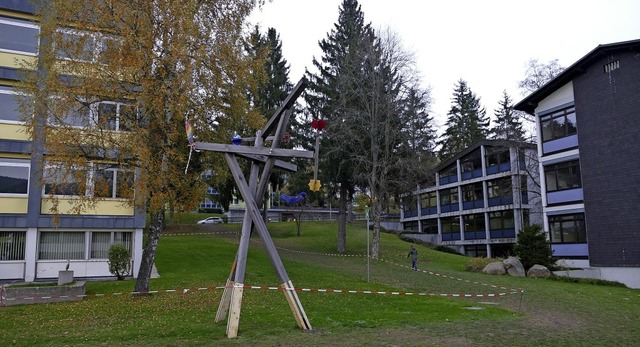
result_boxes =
[483,262,506,275]
[527,264,551,278]
[503,257,526,277]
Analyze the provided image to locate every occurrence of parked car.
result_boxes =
[197,217,224,224]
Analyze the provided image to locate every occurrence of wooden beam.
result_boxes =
[194,142,313,159]
[261,77,308,139]
[236,153,297,172]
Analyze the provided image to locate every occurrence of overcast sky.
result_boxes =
[249,0,640,130]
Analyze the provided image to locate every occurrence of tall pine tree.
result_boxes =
[438,79,489,159]
[305,0,375,253]
[491,90,525,141]
[402,86,436,163]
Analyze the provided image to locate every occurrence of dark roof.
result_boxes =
[514,39,640,114]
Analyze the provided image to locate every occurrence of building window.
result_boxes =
[460,149,482,180]
[462,182,484,210]
[94,101,138,131]
[48,98,91,127]
[463,213,485,239]
[90,231,132,259]
[485,147,510,174]
[0,158,30,194]
[441,216,461,241]
[0,86,31,123]
[0,231,26,261]
[465,244,487,258]
[0,16,39,55]
[43,165,88,196]
[403,221,418,231]
[55,29,120,63]
[422,219,438,234]
[489,210,516,238]
[402,197,418,218]
[439,187,459,212]
[549,213,587,243]
[93,165,134,199]
[438,163,458,185]
[420,191,437,215]
[540,106,577,142]
[544,160,581,192]
[487,176,513,206]
[39,232,86,260]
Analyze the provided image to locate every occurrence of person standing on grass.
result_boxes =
[407,245,418,271]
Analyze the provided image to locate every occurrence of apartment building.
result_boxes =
[401,140,542,258]
[515,39,640,288]
[0,1,144,282]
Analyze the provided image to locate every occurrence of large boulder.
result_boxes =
[503,257,526,277]
[483,262,506,275]
[527,264,551,278]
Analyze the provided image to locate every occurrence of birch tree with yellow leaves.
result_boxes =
[21,0,265,292]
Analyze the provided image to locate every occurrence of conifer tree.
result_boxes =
[491,90,525,141]
[305,0,375,253]
[438,79,489,159]
[402,86,436,162]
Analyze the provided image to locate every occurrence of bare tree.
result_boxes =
[518,58,565,96]
[333,29,434,259]
[517,58,565,124]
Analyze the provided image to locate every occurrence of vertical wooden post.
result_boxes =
[219,133,263,333]
[215,259,235,322]
[226,282,244,338]
[225,153,312,330]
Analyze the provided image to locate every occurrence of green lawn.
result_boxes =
[1,220,639,346]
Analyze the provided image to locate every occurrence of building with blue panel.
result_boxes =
[515,39,640,288]
[401,140,542,258]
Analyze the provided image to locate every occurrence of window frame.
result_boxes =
[92,101,139,132]
[0,16,40,55]
[540,106,577,142]
[544,160,582,192]
[460,149,482,174]
[55,29,121,64]
[548,213,587,243]
[0,158,30,195]
[92,164,134,199]
[0,231,26,261]
[90,231,133,259]
[42,164,89,197]
[0,86,31,124]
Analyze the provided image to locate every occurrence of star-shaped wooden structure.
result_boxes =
[194,78,313,338]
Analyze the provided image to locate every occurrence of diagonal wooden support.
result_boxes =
[217,133,263,335]
[225,153,311,330]
[206,77,311,337]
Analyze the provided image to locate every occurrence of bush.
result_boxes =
[465,257,503,272]
[108,244,131,280]
[513,224,555,269]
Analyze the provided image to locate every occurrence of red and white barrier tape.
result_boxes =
[3,283,521,302]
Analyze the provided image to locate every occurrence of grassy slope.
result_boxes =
[1,220,639,346]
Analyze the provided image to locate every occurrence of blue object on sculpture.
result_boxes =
[280,192,307,205]
[231,132,242,146]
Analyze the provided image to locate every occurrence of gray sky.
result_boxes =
[250,0,640,130]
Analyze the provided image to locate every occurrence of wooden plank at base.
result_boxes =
[280,281,312,330]
[226,283,244,338]
[215,279,234,323]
